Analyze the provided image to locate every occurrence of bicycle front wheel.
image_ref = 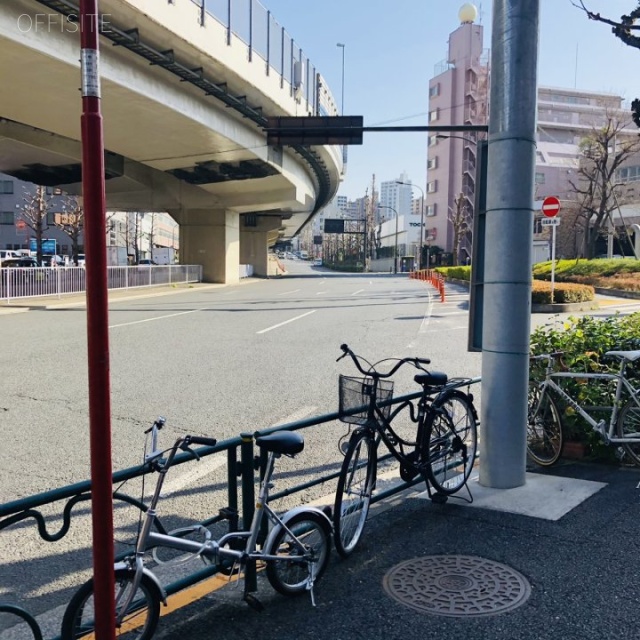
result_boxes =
[61,569,160,640]
[527,382,563,466]
[424,391,478,495]
[266,511,331,596]
[333,430,376,558]
[616,397,640,466]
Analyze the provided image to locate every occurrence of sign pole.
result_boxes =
[550,223,556,303]
[80,2,116,639]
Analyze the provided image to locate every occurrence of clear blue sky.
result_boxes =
[261,1,640,200]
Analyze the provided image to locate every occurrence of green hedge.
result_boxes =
[434,266,471,281]
[533,258,640,279]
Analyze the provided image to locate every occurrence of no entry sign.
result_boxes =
[542,196,560,218]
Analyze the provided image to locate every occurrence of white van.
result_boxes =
[0,250,20,264]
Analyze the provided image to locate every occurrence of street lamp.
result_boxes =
[336,43,345,115]
[396,180,424,270]
[378,204,399,274]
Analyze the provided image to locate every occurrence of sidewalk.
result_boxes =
[154,460,640,640]
[0,282,236,315]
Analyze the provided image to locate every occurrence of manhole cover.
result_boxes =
[383,555,531,617]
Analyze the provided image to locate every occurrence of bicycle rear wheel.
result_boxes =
[527,382,563,466]
[61,569,160,640]
[616,397,640,466]
[424,390,478,495]
[266,511,331,596]
[333,430,376,558]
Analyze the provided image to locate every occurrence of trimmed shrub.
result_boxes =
[531,280,594,304]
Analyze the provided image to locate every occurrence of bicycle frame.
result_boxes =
[536,357,640,443]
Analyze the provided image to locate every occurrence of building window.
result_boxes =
[429,108,439,122]
[0,211,14,225]
[427,181,438,193]
[535,172,545,184]
[533,218,544,234]
[427,157,438,170]
[0,181,14,194]
[47,213,56,225]
[426,204,437,216]
[428,135,438,147]
[429,84,440,98]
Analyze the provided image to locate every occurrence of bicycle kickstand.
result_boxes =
[306,566,317,607]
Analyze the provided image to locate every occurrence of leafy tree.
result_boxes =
[54,196,84,265]
[568,116,640,257]
[18,185,52,265]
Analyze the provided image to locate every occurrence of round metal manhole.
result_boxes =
[383,555,531,618]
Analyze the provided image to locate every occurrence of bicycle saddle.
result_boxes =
[255,431,304,455]
[605,350,640,362]
[414,372,448,387]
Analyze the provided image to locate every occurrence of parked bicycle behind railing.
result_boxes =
[61,418,332,640]
[333,344,478,557]
[527,349,640,466]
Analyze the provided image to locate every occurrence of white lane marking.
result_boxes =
[256,310,316,334]
[351,289,364,296]
[162,406,318,495]
[110,309,202,328]
[278,289,300,296]
[162,453,226,497]
[407,289,435,349]
[316,291,327,295]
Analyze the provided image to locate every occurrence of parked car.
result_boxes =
[0,257,39,268]
[0,250,20,262]
[313,259,323,267]
[138,259,157,265]
[41,255,65,267]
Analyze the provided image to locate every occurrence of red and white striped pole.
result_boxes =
[80,2,115,638]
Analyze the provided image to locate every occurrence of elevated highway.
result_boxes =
[0,0,343,281]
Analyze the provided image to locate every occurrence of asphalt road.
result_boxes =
[3,261,640,638]
[1,262,484,636]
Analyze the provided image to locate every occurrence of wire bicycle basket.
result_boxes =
[339,375,394,425]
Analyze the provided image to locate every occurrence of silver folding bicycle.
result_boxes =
[61,418,332,640]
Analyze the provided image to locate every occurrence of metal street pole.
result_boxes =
[378,204,399,273]
[336,43,345,115]
[80,1,116,638]
[481,0,540,489]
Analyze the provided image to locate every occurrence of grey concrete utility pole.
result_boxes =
[480,0,540,489]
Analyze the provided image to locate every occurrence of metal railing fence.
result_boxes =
[0,265,203,303]
[0,379,480,640]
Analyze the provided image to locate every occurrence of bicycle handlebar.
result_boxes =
[338,343,430,378]
[185,435,218,448]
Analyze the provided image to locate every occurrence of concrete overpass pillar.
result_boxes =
[180,209,239,284]
[240,216,283,277]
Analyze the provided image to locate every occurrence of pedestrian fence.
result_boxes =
[0,265,204,303]
[0,382,480,640]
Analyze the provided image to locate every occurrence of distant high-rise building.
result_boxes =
[380,172,413,223]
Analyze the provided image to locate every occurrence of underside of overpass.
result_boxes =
[0,0,342,282]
